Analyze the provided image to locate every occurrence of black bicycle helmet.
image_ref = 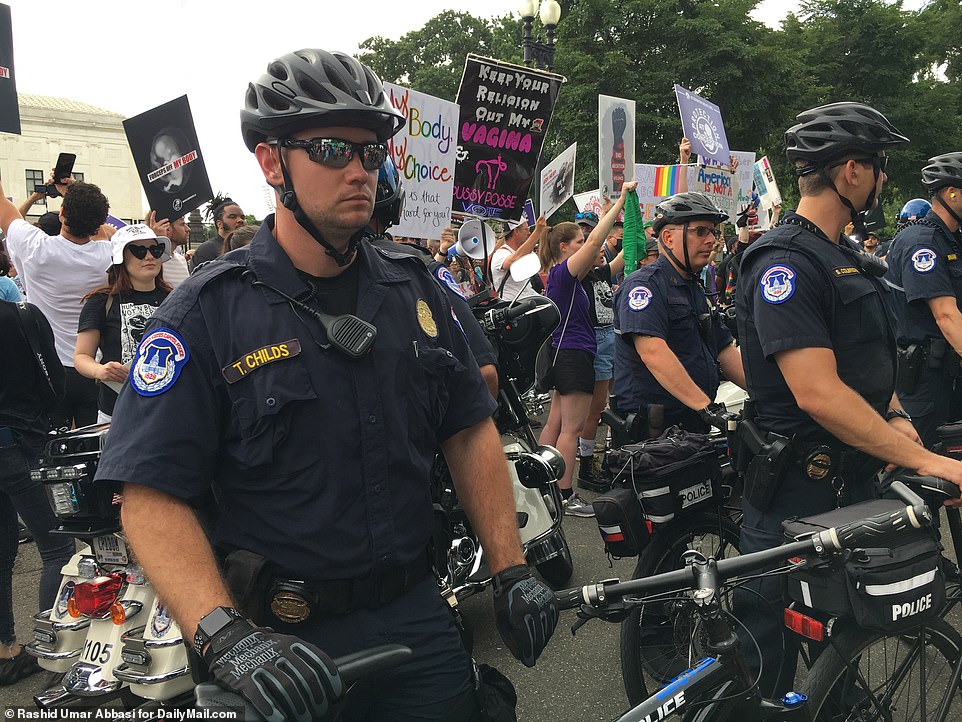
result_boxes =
[921,152,962,192]
[785,102,909,167]
[241,49,404,151]
[651,192,728,237]
[373,157,405,229]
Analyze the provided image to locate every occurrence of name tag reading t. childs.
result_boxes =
[222,339,302,383]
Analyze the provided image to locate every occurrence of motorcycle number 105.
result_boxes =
[82,640,113,665]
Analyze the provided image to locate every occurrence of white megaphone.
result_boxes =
[456,219,498,259]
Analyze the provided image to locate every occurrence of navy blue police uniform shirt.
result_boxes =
[96,218,496,581]
[885,209,962,345]
[736,212,896,441]
[612,255,732,414]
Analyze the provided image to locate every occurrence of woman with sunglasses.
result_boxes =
[75,225,172,422]
[537,181,636,517]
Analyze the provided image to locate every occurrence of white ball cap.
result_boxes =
[109,224,171,267]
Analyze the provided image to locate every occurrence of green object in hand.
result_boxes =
[622,189,645,275]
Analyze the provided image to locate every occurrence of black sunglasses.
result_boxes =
[687,226,720,239]
[827,155,889,174]
[281,137,388,171]
[127,243,165,260]
[575,212,599,222]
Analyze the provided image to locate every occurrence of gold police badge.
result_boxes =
[416,299,438,338]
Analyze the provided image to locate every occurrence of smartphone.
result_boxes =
[46,153,77,198]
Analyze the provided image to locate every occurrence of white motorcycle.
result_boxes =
[27,423,193,710]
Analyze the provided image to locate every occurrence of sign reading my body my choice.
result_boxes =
[453,55,563,222]
[384,82,458,238]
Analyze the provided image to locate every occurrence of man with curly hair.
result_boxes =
[0,177,111,429]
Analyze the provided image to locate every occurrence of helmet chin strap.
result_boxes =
[661,222,696,277]
[821,161,880,238]
[276,144,361,267]
[934,191,962,229]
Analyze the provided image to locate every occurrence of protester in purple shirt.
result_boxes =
[538,181,637,517]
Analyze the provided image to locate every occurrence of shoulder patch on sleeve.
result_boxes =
[130,328,190,396]
[435,265,467,299]
[911,248,937,273]
[628,285,653,311]
[759,264,796,304]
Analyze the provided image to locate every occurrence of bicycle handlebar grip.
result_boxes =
[818,502,930,553]
[555,586,588,611]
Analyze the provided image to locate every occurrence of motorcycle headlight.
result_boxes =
[514,445,566,489]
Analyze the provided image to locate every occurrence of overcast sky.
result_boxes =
[2,0,890,217]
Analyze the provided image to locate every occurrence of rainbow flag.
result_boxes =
[654,165,683,196]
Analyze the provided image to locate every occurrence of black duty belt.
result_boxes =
[268,549,430,623]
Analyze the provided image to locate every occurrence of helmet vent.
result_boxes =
[268,61,289,82]
[263,87,293,112]
[295,71,336,105]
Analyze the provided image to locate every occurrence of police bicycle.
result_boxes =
[602,408,744,702]
[557,477,962,721]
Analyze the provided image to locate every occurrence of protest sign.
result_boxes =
[384,82,458,238]
[123,96,213,222]
[523,199,536,228]
[573,189,603,215]
[674,85,730,167]
[452,55,563,222]
[598,95,635,201]
[104,215,127,230]
[753,156,782,210]
[540,142,576,220]
[0,4,20,135]
[731,150,756,214]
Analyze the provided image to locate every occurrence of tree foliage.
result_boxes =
[361,0,962,234]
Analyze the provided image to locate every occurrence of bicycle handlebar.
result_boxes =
[480,297,540,333]
[556,479,934,613]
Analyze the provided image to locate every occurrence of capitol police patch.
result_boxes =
[628,286,652,311]
[760,265,796,304]
[130,328,190,396]
[435,265,467,299]
[911,248,937,273]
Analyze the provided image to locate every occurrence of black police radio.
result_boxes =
[241,270,376,359]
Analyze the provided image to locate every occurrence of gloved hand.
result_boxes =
[201,617,343,722]
[492,564,558,668]
[698,401,737,432]
[611,106,627,139]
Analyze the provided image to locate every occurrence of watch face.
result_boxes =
[196,606,236,648]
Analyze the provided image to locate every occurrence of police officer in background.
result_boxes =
[96,48,557,721]
[885,152,962,447]
[611,192,746,440]
[735,102,962,697]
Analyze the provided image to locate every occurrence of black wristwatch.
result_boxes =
[193,606,243,651]
[885,409,912,423]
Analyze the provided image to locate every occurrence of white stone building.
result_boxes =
[0,93,143,224]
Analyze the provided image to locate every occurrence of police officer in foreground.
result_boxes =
[611,192,746,440]
[885,152,962,447]
[96,49,557,720]
[735,102,962,697]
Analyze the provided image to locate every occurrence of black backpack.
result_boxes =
[13,301,65,411]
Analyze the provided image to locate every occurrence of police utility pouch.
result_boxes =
[738,421,792,512]
[592,486,651,557]
[606,427,722,525]
[783,499,945,632]
[896,344,924,395]
[221,549,273,625]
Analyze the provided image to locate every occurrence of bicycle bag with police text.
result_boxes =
[606,427,721,525]
[783,499,944,632]
[592,485,651,557]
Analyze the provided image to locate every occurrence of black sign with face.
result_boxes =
[123,95,213,221]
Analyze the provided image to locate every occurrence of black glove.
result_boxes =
[201,617,343,722]
[492,564,558,668]
[698,402,736,432]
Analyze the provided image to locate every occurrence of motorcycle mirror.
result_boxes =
[509,252,541,283]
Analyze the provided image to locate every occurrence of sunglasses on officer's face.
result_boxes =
[686,226,720,239]
[126,244,165,259]
[281,137,388,171]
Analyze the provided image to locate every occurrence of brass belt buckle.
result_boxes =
[804,445,835,481]
[270,581,313,624]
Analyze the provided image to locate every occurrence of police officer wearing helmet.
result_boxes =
[885,152,962,447]
[96,48,557,721]
[612,191,746,439]
[735,102,962,696]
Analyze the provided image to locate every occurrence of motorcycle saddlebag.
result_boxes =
[783,499,945,632]
[592,485,651,557]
